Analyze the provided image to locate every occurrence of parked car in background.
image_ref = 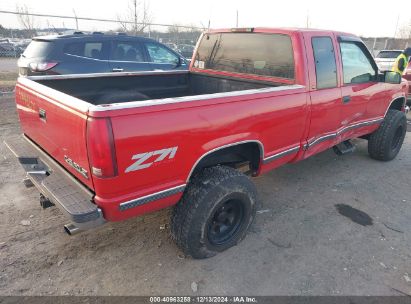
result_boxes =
[0,42,23,57]
[18,33,188,76]
[374,50,402,71]
[177,44,195,59]
[164,42,178,52]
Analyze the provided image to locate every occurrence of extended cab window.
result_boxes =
[312,37,337,89]
[340,42,376,84]
[194,33,294,79]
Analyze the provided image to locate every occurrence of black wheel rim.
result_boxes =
[391,125,404,150]
[207,199,245,246]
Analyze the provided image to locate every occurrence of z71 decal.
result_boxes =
[125,147,178,173]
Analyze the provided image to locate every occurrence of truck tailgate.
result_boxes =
[15,77,93,190]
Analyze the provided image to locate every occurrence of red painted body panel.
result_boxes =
[14,28,408,223]
[94,89,308,221]
[15,82,94,189]
[404,62,411,99]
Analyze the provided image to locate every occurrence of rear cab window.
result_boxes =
[23,40,53,58]
[193,32,295,80]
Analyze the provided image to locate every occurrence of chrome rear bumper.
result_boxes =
[4,135,106,232]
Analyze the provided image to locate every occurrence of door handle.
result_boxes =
[342,96,351,103]
[112,68,124,72]
[38,108,46,121]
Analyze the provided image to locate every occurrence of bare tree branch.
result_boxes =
[15,4,37,36]
[116,0,153,35]
[398,19,411,39]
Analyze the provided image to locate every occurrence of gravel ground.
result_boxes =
[0,58,18,92]
[0,94,411,296]
[0,58,18,72]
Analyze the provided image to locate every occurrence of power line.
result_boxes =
[0,9,202,30]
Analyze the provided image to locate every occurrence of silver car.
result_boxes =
[374,50,402,71]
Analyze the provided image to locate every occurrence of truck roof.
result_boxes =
[206,27,356,38]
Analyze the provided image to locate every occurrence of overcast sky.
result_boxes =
[1,0,411,37]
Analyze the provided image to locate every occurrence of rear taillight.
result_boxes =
[87,118,118,178]
[29,61,58,72]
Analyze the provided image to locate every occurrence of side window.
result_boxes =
[64,42,83,56]
[84,42,103,59]
[312,37,337,89]
[111,41,145,62]
[63,42,104,59]
[340,42,376,84]
[145,43,179,64]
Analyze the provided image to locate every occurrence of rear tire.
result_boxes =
[171,166,257,259]
[368,109,407,161]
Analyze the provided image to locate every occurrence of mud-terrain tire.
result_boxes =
[171,166,257,259]
[368,109,407,161]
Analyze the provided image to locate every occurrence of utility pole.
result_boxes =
[393,14,400,38]
[236,10,238,27]
[72,9,79,30]
[134,0,137,35]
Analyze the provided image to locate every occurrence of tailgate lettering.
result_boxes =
[64,155,89,179]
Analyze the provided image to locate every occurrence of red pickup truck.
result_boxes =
[6,28,409,259]
[403,60,411,104]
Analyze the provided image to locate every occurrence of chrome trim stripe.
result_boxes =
[306,117,384,150]
[90,85,306,111]
[186,140,265,182]
[306,134,336,149]
[119,184,186,211]
[340,118,383,133]
[67,55,188,65]
[263,146,300,164]
[65,53,185,65]
[65,53,110,62]
[28,70,189,81]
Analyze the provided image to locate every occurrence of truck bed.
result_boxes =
[36,71,281,105]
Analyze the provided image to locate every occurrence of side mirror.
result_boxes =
[174,57,186,68]
[173,57,181,68]
[384,71,401,84]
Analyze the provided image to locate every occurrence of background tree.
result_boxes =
[398,20,411,39]
[16,4,37,37]
[117,0,153,35]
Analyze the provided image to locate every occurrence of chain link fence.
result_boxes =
[0,47,23,58]
[362,37,411,56]
[2,14,411,59]
[0,27,202,59]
